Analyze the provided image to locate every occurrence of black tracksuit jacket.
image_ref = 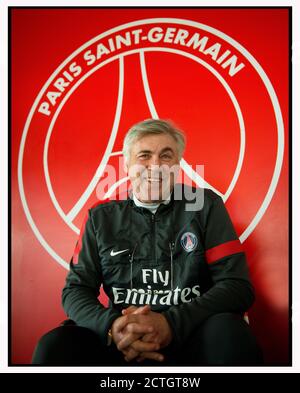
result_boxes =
[62,184,255,347]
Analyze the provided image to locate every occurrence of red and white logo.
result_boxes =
[181,232,198,253]
[18,18,284,270]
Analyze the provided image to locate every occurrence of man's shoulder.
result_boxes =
[203,187,221,202]
[175,183,221,203]
[89,191,130,214]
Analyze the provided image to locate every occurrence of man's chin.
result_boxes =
[138,194,162,203]
[138,189,172,203]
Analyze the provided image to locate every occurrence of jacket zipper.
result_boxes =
[169,241,175,291]
[151,214,156,263]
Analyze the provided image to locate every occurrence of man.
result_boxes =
[32,119,263,366]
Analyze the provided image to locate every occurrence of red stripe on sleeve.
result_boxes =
[205,239,244,264]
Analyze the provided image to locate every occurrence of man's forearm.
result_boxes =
[163,277,254,346]
[62,285,120,345]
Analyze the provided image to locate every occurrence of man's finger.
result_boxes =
[122,305,151,316]
[122,306,137,315]
[130,339,160,353]
[117,331,156,351]
[137,352,164,363]
[134,305,151,314]
[142,332,159,343]
[117,314,154,334]
[117,331,139,351]
[126,322,154,335]
[122,347,140,362]
[116,313,147,331]
[115,314,138,331]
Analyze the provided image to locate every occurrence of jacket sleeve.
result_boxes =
[62,210,120,345]
[163,194,255,347]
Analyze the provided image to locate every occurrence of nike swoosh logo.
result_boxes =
[110,249,129,257]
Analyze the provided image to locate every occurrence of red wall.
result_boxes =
[11,8,289,365]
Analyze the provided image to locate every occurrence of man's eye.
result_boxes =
[138,154,150,159]
[161,154,172,160]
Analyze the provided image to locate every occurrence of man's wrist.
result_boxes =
[107,328,113,346]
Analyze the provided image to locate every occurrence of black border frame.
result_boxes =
[8,5,292,368]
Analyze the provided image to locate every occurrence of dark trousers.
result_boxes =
[31,313,263,366]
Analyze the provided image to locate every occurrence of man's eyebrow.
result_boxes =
[136,149,152,155]
[160,147,175,154]
[136,147,175,155]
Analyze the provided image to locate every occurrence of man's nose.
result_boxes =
[148,155,161,167]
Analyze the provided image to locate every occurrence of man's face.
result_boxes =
[125,133,180,203]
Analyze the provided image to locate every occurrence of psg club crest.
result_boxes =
[181,232,198,252]
[18,16,284,270]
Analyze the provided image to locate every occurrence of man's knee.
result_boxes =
[189,313,263,366]
[31,325,101,365]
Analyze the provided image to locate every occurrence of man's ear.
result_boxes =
[123,158,129,174]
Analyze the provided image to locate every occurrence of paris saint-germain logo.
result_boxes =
[18,17,284,270]
[181,232,198,252]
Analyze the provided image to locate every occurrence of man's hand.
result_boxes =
[111,305,173,363]
[122,306,158,344]
[111,306,159,362]
[120,306,162,362]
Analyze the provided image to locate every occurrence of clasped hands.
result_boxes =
[111,305,172,363]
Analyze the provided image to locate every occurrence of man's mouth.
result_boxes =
[147,177,162,182]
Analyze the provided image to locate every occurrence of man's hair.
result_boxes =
[122,118,186,162]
